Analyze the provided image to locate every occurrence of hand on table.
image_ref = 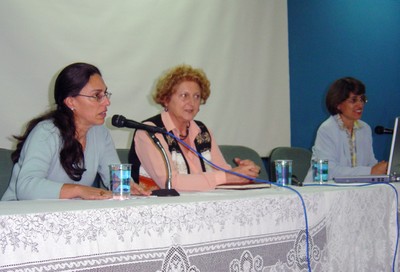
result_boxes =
[371,161,388,175]
[60,179,151,200]
[225,158,261,184]
[61,184,112,200]
[130,179,151,196]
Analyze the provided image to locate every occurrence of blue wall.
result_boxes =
[288,0,400,161]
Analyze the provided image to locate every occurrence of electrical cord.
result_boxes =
[166,131,312,271]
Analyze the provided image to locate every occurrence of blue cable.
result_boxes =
[165,132,312,271]
[303,181,399,271]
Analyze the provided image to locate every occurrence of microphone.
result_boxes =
[112,114,179,197]
[374,125,393,135]
[112,115,166,134]
[147,133,179,197]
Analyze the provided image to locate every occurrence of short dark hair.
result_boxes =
[325,77,366,115]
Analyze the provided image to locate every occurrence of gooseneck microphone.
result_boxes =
[147,133,180,197]
[111,114,179,197]
[375,125,393,135]
[111,115,166,134]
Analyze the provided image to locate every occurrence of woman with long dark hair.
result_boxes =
[2,62,148,200]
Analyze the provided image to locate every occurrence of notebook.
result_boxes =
[216,181,271,190]
[333,117,400,184]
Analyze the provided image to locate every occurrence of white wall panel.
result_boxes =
[0,0,289,157]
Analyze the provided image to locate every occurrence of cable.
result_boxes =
[165,131,313,271]
[303,181,399,272]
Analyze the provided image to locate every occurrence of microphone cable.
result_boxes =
[303,182,399,272]
[165,131,313,272]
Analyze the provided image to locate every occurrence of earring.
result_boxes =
[70,108,75,111]
[164,107,168,112]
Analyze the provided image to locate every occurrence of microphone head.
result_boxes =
[375,126,385,135]
[112,115,126,128]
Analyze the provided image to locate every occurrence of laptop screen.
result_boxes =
[387,117,400,178]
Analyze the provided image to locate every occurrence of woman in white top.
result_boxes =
[305,77,387,182]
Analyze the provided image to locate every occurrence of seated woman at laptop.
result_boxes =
[129,64,260,192]
[304,77,387,182]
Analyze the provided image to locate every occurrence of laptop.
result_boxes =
[333,116,400,184]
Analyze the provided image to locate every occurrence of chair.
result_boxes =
[0,148,14,198]
[116,148,129,164]
[269,146,312,183]
[219,145,269,181]
[94,148,130,189]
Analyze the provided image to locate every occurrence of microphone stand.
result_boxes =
[147,132,180,197]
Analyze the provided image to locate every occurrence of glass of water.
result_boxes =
[109,163,131,200]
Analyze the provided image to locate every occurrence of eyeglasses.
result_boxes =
[177,92,201,102]
[345,95,368,104]
[76,91,112,102]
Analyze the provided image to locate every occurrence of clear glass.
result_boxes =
[312,159,329,183]
[109,163,131,200]
[275,160,292,186]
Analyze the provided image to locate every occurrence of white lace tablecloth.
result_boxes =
[0,183,399,272]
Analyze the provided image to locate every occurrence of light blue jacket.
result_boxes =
[2,120,120,200]
[304,115,377,182]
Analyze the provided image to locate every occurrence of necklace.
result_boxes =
[179,123,190,140]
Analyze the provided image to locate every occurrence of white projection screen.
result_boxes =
[0,0,289,158]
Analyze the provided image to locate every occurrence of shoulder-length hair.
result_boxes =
[326,77,366,115]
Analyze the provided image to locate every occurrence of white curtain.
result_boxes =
[0,0,289,157]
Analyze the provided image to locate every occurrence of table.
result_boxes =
[0,182,399,272]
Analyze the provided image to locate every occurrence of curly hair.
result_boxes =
[12,62,101,181]
[326,77,366,115]
[153,64,211,106]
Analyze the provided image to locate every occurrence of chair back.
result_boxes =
[269,146,312,183]
[219,145,269,181]
[93,149,130,189]
[116,148,130,164]
[0,148,14,198]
